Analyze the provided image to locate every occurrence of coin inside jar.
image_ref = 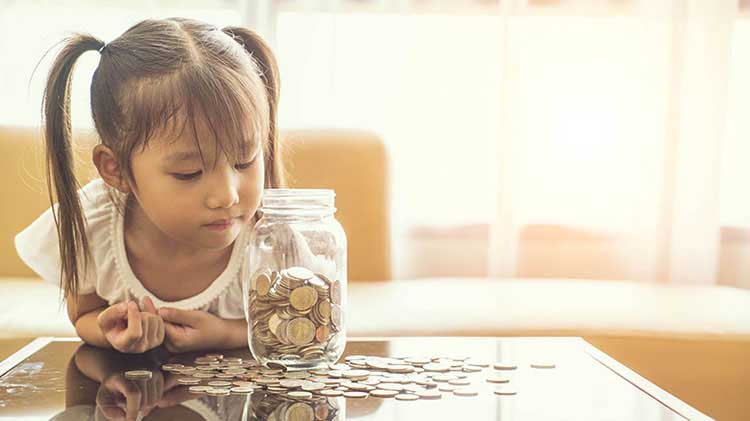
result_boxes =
[290,286,318,311]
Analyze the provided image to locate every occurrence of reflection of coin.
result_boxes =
[494,387,518,396]
[286,402,314,421]
[124,370,152,379]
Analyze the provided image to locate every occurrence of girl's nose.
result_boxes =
[205,168,240,209]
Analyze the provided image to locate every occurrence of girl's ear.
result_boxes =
[92,144,131,194]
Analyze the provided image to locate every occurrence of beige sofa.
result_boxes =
[2,126,749,420]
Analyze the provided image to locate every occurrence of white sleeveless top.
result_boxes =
[14,178,251,319]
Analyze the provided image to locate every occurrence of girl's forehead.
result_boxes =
[149,129,258,166]
[145,113,258,161]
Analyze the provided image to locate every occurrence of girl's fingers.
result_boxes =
[124,301,143,347]
[143,296,158,315]
[97,302,127,331]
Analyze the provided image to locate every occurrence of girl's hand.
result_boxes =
[159,307,227,353]
[97,297,165,354]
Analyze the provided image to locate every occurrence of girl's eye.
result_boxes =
[235,161,254,171]
[172,171,202,181]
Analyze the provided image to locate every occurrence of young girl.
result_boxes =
[14,17,283,354]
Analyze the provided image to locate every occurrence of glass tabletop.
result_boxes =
[0,337,709,420]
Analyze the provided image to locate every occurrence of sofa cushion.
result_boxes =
[347,278,750,340]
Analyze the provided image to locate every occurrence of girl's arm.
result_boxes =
[66,291,113,348]
[68,292,166,353]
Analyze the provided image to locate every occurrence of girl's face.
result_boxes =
[128,120,264,251]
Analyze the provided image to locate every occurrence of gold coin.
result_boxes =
[290,286,318,311]
[330,305,342,330]
[208,381,232,387]
[287,391,313,399]
[377,382,405,391]
[256,273,272,296]
[342,369,370,380]
[531,362,556,369]
[315,325,330,343]
[370,389,399,398]
[343,391,369,399]
[487,376,510,384]
[453,387,479,397]
[330,281,342,304]
[268,313,283,336]
[395,393,419,401]
[416,389,442,400]
[320,389,343,397]
[285,267,315,281]
[493,362,518,370]
[286,317,316,346]
[438,384,457,392]
[317,299,331,319]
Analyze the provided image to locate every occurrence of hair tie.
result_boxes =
[98,44,106,54]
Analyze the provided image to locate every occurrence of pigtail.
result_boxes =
[42,34,105,301]
[221,26,284,189]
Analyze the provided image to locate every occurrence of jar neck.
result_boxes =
[260,188,336,218]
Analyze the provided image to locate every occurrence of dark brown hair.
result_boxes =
[42,18,283,301]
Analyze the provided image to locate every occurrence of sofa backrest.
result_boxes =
[0,126,390,281]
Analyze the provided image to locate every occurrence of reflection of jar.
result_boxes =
[244,391,345,421]
[243,189,347,370]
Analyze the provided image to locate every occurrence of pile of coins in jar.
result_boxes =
[248,266,344,362]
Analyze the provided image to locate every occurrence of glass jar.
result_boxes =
[242,189,347,370]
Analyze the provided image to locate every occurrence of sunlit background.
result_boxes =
[3,0,750,287]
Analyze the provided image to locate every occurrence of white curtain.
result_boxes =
[488,0,740,285]
[265,0,749,286]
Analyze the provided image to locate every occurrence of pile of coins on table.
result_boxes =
[248,266,344,364]
[152,352,556,401]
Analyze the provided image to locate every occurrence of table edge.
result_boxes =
[581,339,713,421]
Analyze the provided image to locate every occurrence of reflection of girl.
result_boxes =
[51,344,245,421]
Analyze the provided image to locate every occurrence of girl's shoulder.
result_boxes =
[14,178,121,292]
